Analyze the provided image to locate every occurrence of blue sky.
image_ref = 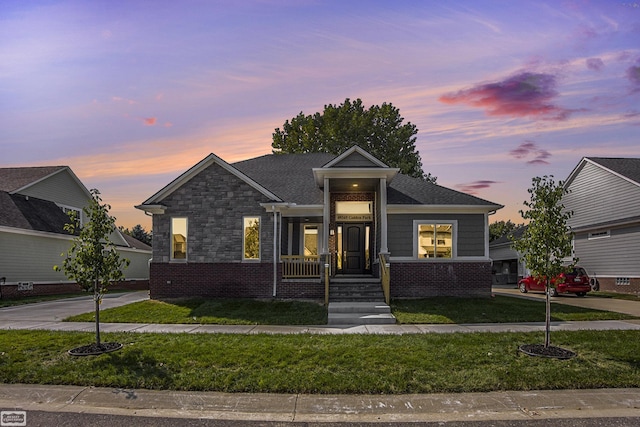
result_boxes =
[1,0,639,229]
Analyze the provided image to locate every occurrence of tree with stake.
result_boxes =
[512,176,577,358]
[55,189,130,355]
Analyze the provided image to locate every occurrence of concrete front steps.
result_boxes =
[327,302,396,325]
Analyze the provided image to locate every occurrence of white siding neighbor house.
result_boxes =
[0,166,151,298]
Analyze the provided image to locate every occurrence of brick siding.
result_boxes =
[150,262,323,299]
[390,261,492,297]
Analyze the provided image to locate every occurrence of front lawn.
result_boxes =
[64,295,635,325]
[391,295,636,324]
[1,329,639,394]
[65,298,328,325]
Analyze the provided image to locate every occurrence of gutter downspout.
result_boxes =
[273,206,278,297]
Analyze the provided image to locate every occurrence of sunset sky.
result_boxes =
[2,0,639,230]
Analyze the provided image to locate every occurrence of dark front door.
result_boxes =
[343,224,365,274]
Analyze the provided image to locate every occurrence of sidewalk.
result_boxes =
[1,383,639,423]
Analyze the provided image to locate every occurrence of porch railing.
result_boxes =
[281,255,321,278]
[379,253,390,304]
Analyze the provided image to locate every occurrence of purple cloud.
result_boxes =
[627,62,640,92]
[509,141,551,165]
[455,180,499,195]
[586,58,604,71]
[439,72,574,121]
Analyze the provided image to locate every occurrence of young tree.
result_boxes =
[272,98,437,183]
[55,189,130,352]
[512,176,576,349]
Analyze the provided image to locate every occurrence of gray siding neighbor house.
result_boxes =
[136,147,503,301]
[0,166,151,298]
[562,157,640,294]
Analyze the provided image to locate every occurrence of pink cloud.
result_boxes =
[455,180,499,195]
[143,117,157,126]
[586,58,604,71]
[439,72,575,121]
[509,141,551,165]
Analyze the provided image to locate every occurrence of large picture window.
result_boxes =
[171,217,187,260]
[243,216,260,260]
[416,222,454,259]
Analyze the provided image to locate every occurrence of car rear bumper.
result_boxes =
[557,284,591,293]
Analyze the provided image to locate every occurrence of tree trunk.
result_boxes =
[545,278,551,348]
[94,276,101,347]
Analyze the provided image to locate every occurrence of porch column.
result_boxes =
[380,177,388,253]
[322,177,330,253]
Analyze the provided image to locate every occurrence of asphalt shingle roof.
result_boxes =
[0,192,72,234]
[0,166,66,192]
[588,157,640,185]
[233,153,500,207]
[233,153,334,205]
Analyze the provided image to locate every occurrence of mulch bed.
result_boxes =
[519,344,576,359]
[68,342,123,356]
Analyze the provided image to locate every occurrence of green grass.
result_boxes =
[391,295,636,324]
[1,329,639,393]
[63,295,634,325]
[591,291,640,301]
[65,298,328,325]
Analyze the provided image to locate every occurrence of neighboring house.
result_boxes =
[562,157,640,294]
[489,226,526,286]
[136,146,502,301]
[0,166,151,298]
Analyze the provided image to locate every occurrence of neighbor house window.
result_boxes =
[415,222,455,259]
[171,217,187,260]
[243,216,260,260]
[58,205,83,226]
[588,230,610,240]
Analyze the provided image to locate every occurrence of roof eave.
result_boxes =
[387,204,504,214]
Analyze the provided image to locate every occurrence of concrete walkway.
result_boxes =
[1,289,640,423]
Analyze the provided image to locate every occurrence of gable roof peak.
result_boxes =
[566,156,640,188]
[0,166,68,193]
[322,145,389,169]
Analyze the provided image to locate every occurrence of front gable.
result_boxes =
[136,153,282,214]
[324,146,389,169]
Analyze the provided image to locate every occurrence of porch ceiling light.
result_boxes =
[352,183,359,188]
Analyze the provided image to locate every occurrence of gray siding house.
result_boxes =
[0,166,151,298]
[563,157,640,294]
[137,147,503,301]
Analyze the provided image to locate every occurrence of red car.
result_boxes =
[518,267,591,297]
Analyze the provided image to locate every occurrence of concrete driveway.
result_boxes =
[493,286,640,317]
[0,290,149,322]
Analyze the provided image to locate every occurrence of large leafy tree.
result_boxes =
[272,98,436,183]
[489,220,522,241]
[55,189,130,349]
[120,224,152,246]
[511,176,576,348]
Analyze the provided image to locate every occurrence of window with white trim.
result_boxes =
[415,221,455,259]
[243,216,260,260]
[59,205,83,226]
[171,217,187,260]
